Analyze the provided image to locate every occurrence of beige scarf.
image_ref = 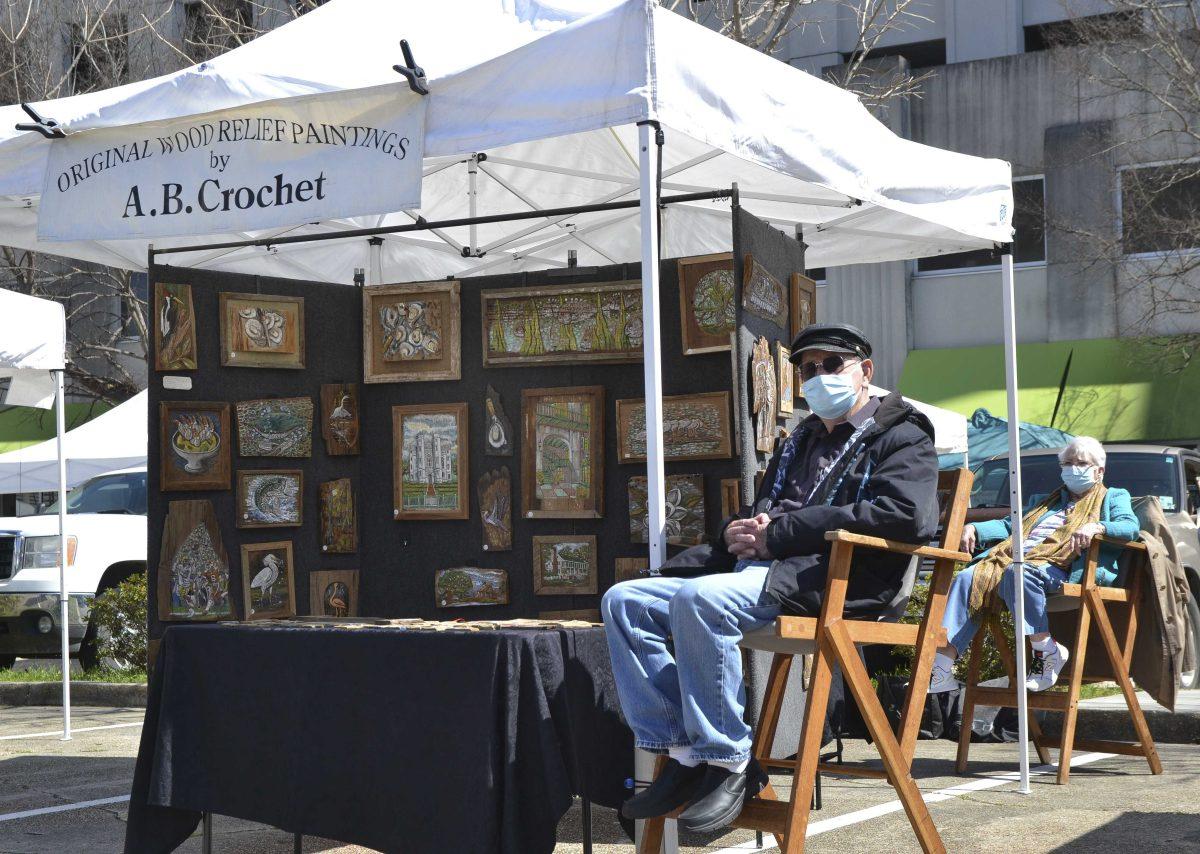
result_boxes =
[968,484,1107,613]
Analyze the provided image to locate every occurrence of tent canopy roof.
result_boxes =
[0,0,1013,284]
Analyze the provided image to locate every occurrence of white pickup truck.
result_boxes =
[0,467,146,670]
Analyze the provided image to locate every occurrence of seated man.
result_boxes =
[930,436,1138,694]
[602,323,939,833]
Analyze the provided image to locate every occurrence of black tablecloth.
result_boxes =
[124,623,633,854]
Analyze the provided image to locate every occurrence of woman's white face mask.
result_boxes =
[1061,463,1099,494]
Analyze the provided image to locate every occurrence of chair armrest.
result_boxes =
[824,530,971,563]
[1095,534,1146,552]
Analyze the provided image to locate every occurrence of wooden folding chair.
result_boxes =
[956,534,1163,785]
[638,468,973,854]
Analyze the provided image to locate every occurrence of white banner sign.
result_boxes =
[38,85,425,241]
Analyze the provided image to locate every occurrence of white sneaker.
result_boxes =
[929,659,958,693]
[1026,642,1069,692]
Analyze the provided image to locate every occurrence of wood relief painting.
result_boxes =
[776,341,794,416]
[320,383,360,455]
[435,567,509,608]
[236,397,313,458]
[615,557,651,583]
[628,474,706,546]
[482,282,643,366]
[751,336,777,453]
[720,478,742,520]
[154,282,197,371]
[158,500,233,621]
[308,569,359,618]
[160,402,231,491]
[677,253,735,355]
[393,403,468,520]
[240,540,296,620]
[532,535,598,595]
[615,391,733,463]
[741,255,789,329]
[363,282,461,383]
[219,292,305,369]
[484,385,514,457]
[539,609,602,623]
[319,478,357,553]
[236,470,303,529]
[478,467,512,552]
[790,273,817,341]
[522,386,604,519]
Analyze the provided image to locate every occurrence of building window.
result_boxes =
[916,178,1046,273]
[65,16,128,95]
[1121,162,1200,255]
[1024,12,1142,53]
[841,39,946,71]
[183,0,255,62]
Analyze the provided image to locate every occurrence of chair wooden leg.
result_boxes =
[955,629,985,774]
[900,558,955,761]
[752,653,793,761]
[987,617,1052,766]
[636,756,669,854]
[1056,594,1092,785]
[777,634,837,854]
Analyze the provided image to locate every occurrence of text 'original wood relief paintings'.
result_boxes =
[741,255,789,329]
[628,474,706,546]
[435,567,509,608]
[751,336,777,453]
[158,500,232,621]
[219,292,305,369]
[236,397,314,458]
[677,253,735,355]
[319,478,357,553]
[522,386,604,519]
[478,467,512,552]
[482,282,643,366]
[532,535,598,595]
[154,282,197,371]
[308,569,359,618]
[393,403,469,520]
[240,540,296,620]
[160,401,231,491]
[320,383,360,455]
[363,281,462,383]
[615,391,733,463]
[236,470,303,529]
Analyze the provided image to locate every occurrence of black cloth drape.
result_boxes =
[124,624,632,854]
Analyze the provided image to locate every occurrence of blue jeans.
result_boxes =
[943,563,1069,655]
[600,562,780,762]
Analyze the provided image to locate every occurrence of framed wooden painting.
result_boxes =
[320,383,360,455]
[532,535,598,595]
[363,281,461,383]
[615,391,733,463]
[308,569,359,618]
[478,467,512,552]
[484,385,514,457]
[153,282,197,371]
[615,557,651,584]
[240,540,296,620]
[160,401,231,491]
[790,272,817,341]
[628,474,706,546]
[319,478,357,553]
[720,478,742,520]
[236,397,313,458]
[158,500,233,621]
[677,253,735,355]
[521,386,604,519]
[236,469,303,529]
[751,336,777,452]
[435,567,509,608]
[776,341,794,416]
[539,609,601,623]
[482,282,643,366]
[741,255,788,329]
[219,292,305,369]
[392,403,469,520]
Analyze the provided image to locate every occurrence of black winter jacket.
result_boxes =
[659,391,940,617]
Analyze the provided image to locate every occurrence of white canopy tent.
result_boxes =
[0,0,1037,799]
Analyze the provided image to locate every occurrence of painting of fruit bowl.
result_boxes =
[160,402,231,491]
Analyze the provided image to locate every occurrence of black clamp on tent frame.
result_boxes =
[15,103,65,139]
[393,40,429,96]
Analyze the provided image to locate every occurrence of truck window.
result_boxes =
[972,453,1181,512]
[43,472,147,516]
[1184,458,1200,518]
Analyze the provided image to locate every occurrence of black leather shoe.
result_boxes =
[620,758,707,820]
[676,761,768,833]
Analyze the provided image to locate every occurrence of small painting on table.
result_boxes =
[533,536,598,595]
[160,402,231,491]
[751,336,777,453]
[539,609,602,623]
[478,467,512,552]
[236,397,313,458]
[628,474,706,546]
[614,557,652,584]
[484,385,514,457]
[776,341,794,416]
[158,500,233,621]
[790,273,817,341]
[240,540,296,620]
[393,403,469,520]
[363,281,461,383]
[522,386,604,519]
[219,292,305,369]
[153,282,197,371]
[435,568,509,608]
[677,253,735,355]
[308,569,359,618]
[236,470,303,528]
[741,255,788,329]
[319,478,357,553]
[321,383,360,455]
[720,478,742,520]
[616,391,733,463]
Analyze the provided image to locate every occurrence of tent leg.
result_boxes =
[1000,251,1029,793]
[55,368,71,741]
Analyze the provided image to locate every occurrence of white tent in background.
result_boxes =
[869,385,968,461]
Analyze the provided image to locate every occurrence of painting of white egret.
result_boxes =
[240,541,295,620]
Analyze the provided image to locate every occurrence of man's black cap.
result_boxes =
[789,323,872,363]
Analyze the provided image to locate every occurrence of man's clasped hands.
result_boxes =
[724,513,773,560]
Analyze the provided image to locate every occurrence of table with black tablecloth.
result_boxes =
[124,623,633,854]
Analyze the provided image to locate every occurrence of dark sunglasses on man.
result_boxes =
[798,353,860,383]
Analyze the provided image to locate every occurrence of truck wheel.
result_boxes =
[0,655,15,670]
[1181,591,1200,691]
[80,565,143,672]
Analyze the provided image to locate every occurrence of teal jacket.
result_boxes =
[970,487,1139,586]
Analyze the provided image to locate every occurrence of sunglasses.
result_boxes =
[799,354,859,383]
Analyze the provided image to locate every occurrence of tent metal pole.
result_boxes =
[1000,250,1029,793]
[55,367,71,740]
[467,155,479,256]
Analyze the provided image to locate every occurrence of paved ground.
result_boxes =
[1,705,1197,853]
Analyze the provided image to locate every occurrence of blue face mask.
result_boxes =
[802,373,859,420]
[1061,464,1098,494]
